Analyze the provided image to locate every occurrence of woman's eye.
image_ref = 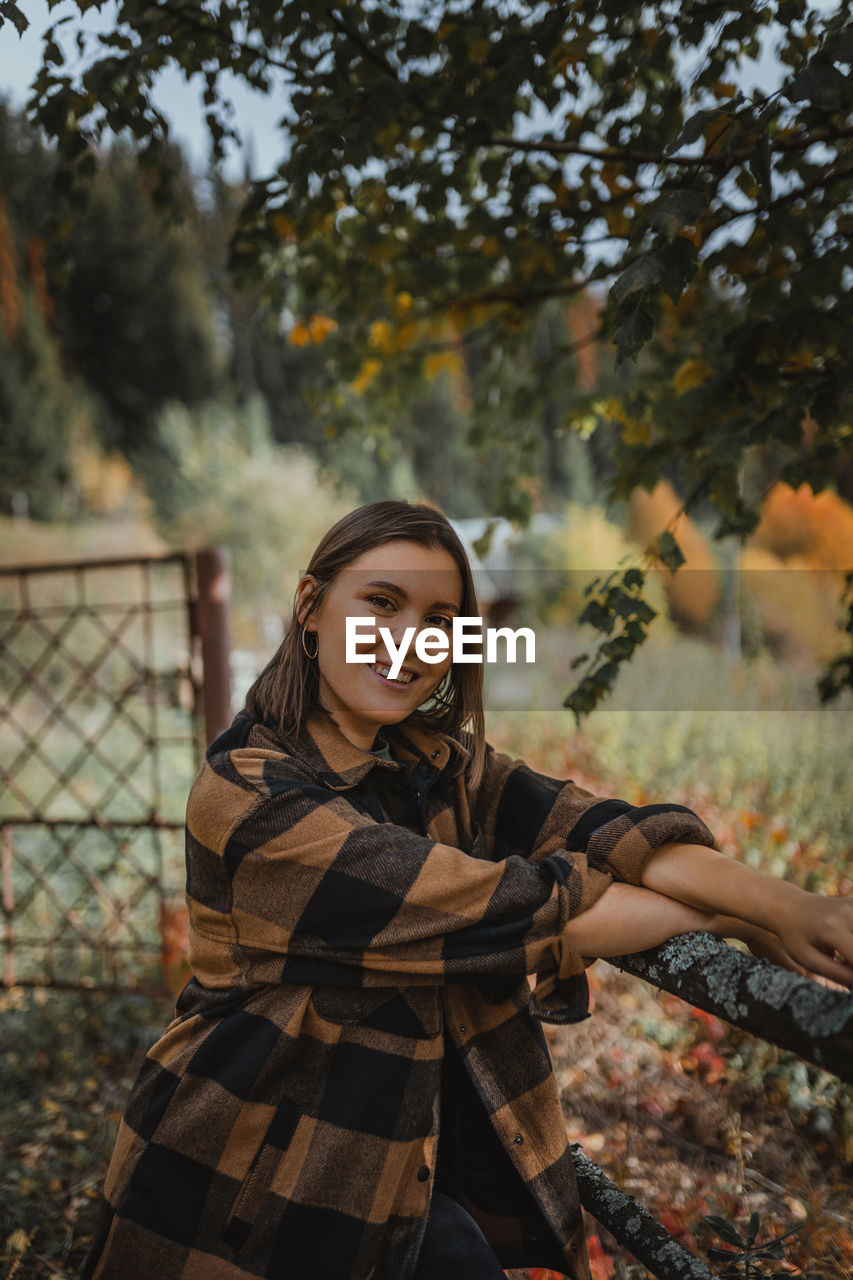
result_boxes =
[368,595,395,610]
[426,615,454,630]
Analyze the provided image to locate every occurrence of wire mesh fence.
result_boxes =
[0,552,209,991]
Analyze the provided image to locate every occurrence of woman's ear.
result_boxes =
[295,575,319,627]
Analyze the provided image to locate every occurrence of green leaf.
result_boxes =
[0,1,28,35]
[612,304,655,365]
[657,235,698,304]
[647,189,706,241]
[609,254,663,308]
[704,1215,747,1249]
[653,531,686,572]
[784,59,848,106]
[747,1210,760,1247]
[665,106,721,154]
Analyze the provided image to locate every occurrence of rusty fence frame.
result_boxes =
[0,548,231,992]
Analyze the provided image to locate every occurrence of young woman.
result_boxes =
[82,500,853,1280]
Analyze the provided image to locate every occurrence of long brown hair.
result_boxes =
[242,500,486,788]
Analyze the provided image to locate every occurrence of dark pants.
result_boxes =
[412,1191,507,1279]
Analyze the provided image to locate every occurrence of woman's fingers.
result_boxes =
[792,942,853,987]
[777,895,853,986]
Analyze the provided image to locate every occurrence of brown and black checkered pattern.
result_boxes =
[82,710,717,1280]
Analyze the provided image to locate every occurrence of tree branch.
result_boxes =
[156,1,300,75]
[572,1145,717,1279]
[607,933,853,1085]
[484,124,853,169]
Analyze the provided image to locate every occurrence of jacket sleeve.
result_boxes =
[470,741,717,880]
[465,741,718,1020]
[186,747,716,1004]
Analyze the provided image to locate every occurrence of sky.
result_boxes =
[0,1,836,181]
[0,0,287,176]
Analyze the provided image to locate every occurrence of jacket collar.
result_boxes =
[244,709,467,792]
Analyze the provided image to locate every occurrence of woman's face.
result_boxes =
[297,539,464,751]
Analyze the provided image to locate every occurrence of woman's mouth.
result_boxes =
[372,662,417,687]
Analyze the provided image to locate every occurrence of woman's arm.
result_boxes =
[640,842,853,985]
[561,882,806,972]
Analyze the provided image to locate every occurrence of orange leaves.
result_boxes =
[0,193,22,342]
[628,479,720,633]
[587,1234,616,1279]
[351,357,381,394]
[288,313,338,347]
[751,482,853,570]
[271,211,295,240]
[160,901,190,996]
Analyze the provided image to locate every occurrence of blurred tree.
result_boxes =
[6,0,851,705]
[0,111,76,519]
[53,144,223,465]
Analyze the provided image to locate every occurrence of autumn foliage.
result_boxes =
[740,483,853,662]
[628,479,720,633]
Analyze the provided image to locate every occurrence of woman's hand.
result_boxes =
[707,916,811,977]
[771,892,853,987]
[641,843,853,987]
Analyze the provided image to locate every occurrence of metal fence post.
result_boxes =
[194,549,233,746]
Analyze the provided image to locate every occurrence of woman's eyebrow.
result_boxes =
[363,579,461,612]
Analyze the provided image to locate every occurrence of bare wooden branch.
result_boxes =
[571,1144,717,1279]
[605,932,853,1084]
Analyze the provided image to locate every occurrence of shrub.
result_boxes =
[628,479,721,634]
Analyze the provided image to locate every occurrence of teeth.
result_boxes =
[375,664,414,684]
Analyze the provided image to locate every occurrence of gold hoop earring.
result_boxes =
[301,628,319,659]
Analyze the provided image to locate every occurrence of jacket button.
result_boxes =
[431,749,440,759]
[513,1134,523,1145]
[458,1024,467,1035]
[417,1165,430,1182]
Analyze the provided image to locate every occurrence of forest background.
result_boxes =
[1,1,853,1276]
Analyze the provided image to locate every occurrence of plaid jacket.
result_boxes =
[82,709,716,1280]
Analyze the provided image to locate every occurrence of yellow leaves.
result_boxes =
[673,358,713,396]
[436,20,456,42]
[468,37,491,63]
[395,291,413,316]
[288,314,337,347]
[606,210,631,238]
[600,161,628,197]
[479,236,501,256]
[551,31,592,72]
[5,1228,32,1255]
[369,314,418,353]
[351,358,381,394]
[713,81,738,99]
[552,177,570,207]
[376,122,400,150]
[271,211,295,240]
[602,396,651,445]
[368,318,393,352]
[423,350,464,381]
[642,29,659,49]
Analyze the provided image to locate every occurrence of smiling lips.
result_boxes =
[372,662,418,686]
